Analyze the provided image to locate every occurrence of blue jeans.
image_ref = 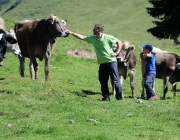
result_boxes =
[98,61,122,100]
[144,73,156,98]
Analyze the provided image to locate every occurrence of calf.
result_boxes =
[112,41,136,98]
[140,50,180,99]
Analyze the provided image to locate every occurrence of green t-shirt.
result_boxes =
[85,34,118,64]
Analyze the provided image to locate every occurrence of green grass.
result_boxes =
[0,36,180,139]
[1,0,180,139]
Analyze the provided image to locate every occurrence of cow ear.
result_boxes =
[129,45,135,51]
[48,15,56,24]
[4,34,17,44]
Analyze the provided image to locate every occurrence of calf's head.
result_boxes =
[116,41,135,63]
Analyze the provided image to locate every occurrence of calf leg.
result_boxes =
[172,82,177,97]
[163,77,169,99]
[129,70,136,98]
[18,55,25,77]
[141,77,146,99]
[120,76,124,98]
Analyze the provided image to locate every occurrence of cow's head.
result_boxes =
[0,29,18,66]
[116,41,135,64]
[47,14,69,38]
[49,19,68,44]
[6,29,21,56]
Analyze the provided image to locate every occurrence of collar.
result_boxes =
[95,33,104,39]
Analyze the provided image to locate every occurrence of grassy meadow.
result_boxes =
[1,0,180,140]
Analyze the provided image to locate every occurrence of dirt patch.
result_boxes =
[67,48,96,59]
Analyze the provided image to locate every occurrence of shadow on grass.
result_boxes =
[73,90,101,97]
[0,90,13,94]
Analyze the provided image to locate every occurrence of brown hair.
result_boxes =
[94,24,104,32]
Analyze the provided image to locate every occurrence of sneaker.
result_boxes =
[148,95,158,100]
[146,94,151,100]
[117,98,123,100]
[116,93,124,100]
[102,97,110,101]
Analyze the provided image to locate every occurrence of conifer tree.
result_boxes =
[147,0,180,44]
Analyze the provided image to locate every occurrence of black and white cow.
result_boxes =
[0,29,18,65]
[0,18,21,66]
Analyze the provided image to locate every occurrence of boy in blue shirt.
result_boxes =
[142,44,158,100]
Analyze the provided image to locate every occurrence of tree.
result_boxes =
[147,0,180,44]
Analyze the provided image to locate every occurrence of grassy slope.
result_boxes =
[0,0,17,14]
[1,44,180,140]
[2,0,178,47]
[0,0,180,140]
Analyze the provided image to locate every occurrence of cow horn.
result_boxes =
[51,16,55,24]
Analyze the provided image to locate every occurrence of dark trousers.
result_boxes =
[144,73,156,98]
[98,61,122,100]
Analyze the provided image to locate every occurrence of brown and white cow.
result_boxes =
[112,41,136,98]
[0,18,21,66]
[140,49,180,99]
[14,14,69,81]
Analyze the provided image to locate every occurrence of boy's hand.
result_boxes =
[110,52,118,57]
[143,53,151,58]
[143,54,148,58]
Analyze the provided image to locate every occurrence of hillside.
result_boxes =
[0,0,10,5]
[1,0,178,48]
[0,0,17,13]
